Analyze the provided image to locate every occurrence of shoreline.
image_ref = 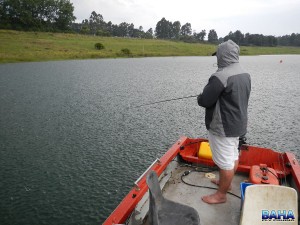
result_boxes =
[1,30,300,64]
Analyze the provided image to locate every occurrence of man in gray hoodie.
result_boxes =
[197,40,251,204]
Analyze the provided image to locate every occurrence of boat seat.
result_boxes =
[240,185,298,225]
[146,170,200,225]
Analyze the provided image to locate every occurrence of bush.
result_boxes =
[94,43,105,50]
[121,48,131,55]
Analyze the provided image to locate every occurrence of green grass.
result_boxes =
[1,30,300,63]
[240,46,300,55]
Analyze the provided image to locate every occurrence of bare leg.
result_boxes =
[234,159,239,172]
[211,160,239,187]
[210,178,232,190]
[202,160,238,204]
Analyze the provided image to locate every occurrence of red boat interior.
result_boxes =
[103,137,300,225]
[179,138,299,187]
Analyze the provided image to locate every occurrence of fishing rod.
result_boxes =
[132,94,198,108]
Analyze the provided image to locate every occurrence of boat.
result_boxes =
[103,136,300,225]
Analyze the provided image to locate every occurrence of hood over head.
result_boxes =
[214,40,240,68]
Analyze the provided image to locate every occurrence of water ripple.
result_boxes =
[1,56,299,225]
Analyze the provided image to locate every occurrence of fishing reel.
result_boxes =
[238,135,247,151]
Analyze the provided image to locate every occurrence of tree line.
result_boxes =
[222,30,300,47]
[0,0,75,31]
[1,0,299,47]
[71,11,154,39]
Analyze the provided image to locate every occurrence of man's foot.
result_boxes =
[211,179,232,190]
[201,193,227,204]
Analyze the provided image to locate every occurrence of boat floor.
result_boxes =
[161,163,247,225]
[138,160,248,225]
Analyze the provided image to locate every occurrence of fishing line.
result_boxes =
[131,94,198,109]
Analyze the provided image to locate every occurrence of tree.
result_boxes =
[224,31,233,42]
[264,35,277,46]
[293,34,300,46]
[118,22,130,37]
[180,23,192,37]
[172,21,181,39]
[80,19,90,34]
[89,11,104,35]
[0,0,43,29]
[278,35,290,46]
[243,33,250,45]
[128,23,134,37]
[105,21,113,35]
[53,0,76,31]
[224,30,244,45]
[225,31,278,47]
[208,29,218,43]
[290,33,298,46]
[233,30,244,45]
[144,28,153,39]
[131,25,144,38]
[0,0,76,31]
[194,29,206,41]
[155,17,172,39]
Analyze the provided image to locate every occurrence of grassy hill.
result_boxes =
[1,30,300,64]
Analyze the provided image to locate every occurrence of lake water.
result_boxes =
[0,56,300,225]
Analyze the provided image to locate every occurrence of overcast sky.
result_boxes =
[71,0,300,38]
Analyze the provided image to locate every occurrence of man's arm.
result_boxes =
[197,75,224,108]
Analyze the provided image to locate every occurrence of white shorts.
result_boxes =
[208,131,239,170]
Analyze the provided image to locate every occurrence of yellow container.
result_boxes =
[198,142,212,159]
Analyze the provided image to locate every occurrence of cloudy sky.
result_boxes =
[71,0,300,38]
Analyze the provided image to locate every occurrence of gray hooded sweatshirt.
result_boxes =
[197,40,251,137]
